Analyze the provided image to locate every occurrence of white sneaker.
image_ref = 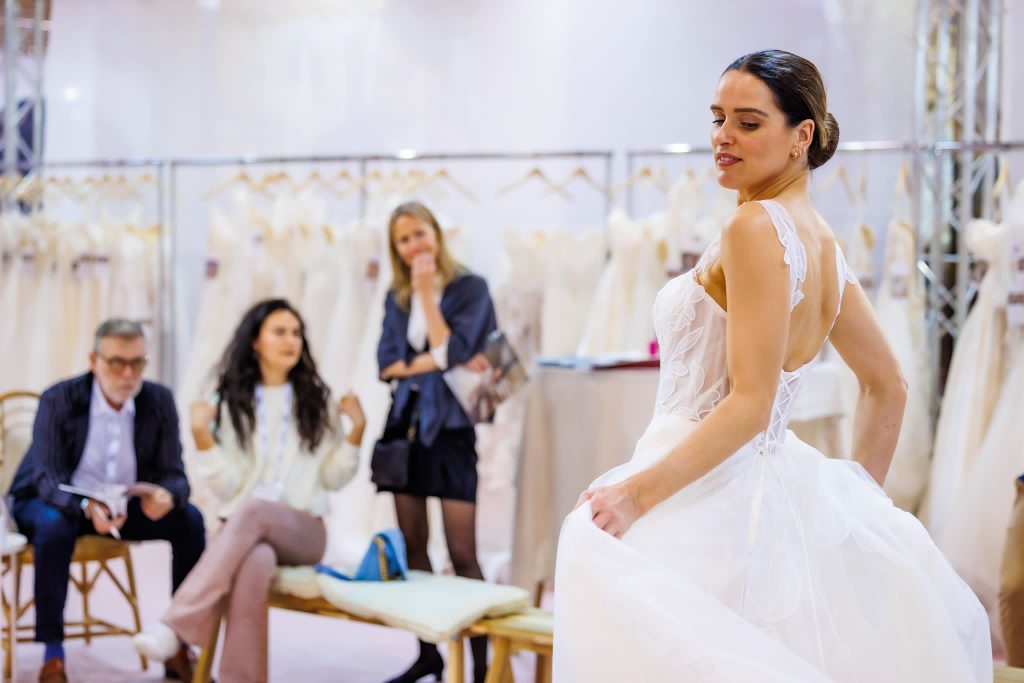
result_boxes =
[132,621,180,661]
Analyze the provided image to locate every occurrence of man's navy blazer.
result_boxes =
[9,372,191,515]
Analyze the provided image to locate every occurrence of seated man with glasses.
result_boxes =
[8,319,206,683]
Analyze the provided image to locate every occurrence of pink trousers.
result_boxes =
[164,497,326,683]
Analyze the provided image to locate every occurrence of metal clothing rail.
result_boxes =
[169,149,614,226]
[168,148,614,222]
[358,149,615,224]
[0,158,174,383]
[2,158,169,169]
[168,149,611,166]
[623,140,921,216]
[165,148,614,387]
[627,141,918,158]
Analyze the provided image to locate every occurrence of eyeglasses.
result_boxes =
[98,354,149,374]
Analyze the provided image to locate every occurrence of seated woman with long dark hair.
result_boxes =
[133,298,366,683]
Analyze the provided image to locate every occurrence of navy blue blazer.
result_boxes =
[9,373,191,515]
[377,272,497,447]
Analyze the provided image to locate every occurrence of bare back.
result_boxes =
[697,198,849,373]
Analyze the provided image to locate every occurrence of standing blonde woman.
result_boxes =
[376,202,497,683]
[134,299,366,683]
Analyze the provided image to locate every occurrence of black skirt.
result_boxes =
[376,393,478,503]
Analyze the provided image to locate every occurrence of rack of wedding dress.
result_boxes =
[167,150,615,578]
[0,161,168,395]
[929,174,1024,650]
[923,166,1019,536]
[573,171,737,359]
[870,171,933,511]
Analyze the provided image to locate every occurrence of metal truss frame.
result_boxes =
[914,0,1006,393]
[0,0,47,209]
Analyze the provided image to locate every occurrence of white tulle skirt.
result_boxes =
[554,414,991,683]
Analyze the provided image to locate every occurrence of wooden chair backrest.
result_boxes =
[0,391,40,494]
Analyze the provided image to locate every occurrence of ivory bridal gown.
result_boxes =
[553,199,991,683]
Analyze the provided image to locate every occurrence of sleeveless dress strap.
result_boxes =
[828,244,857,332]
[756,199,807,309]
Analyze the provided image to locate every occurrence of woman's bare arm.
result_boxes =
[828,281,907,485]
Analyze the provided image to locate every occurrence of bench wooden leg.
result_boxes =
[447,634,465,683]
[536,653,552,683]
[192,600,227,683]
[483,636,510,683]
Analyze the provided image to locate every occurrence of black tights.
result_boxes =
[394,494,487,679]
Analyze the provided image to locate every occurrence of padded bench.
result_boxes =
[193,591,470,683]
[193,567,536,683]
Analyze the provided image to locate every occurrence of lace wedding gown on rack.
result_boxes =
[872,218,931,512]
[318,221,376,395]
[68,218,113,371]
[19,217,59,392]
[178,204,246,407]
[1,214,37,391]
[322,201,399,567]
[577,211,666,357]
[539,228,605,357]
[937,182,1024,644]
[922,198,1016,536]
[554,200,991,683]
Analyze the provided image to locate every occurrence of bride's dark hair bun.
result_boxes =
[725,50,839,170]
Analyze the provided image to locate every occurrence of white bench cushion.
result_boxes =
[317,569,530,643]
[271,565,322,600]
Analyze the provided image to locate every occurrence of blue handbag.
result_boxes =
[316,528,408,582]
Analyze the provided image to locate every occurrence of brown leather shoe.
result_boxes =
[163,644,197,681]
[39,658,67,683]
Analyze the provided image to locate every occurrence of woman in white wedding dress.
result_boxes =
[553,50,991,683]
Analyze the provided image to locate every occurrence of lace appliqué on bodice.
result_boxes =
[653,200,850,457]
[652,269,727,422]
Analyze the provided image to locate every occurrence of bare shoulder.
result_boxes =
[811,208,837,240]
[721,201,781,254]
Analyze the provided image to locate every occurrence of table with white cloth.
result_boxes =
[509,361,847,594]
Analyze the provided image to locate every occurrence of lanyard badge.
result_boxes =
[251,384,293,502]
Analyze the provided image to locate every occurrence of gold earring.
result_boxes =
[791,150,799,159]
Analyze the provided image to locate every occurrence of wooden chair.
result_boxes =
[0,390,147,679]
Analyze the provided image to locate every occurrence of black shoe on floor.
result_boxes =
[384,648,444,683]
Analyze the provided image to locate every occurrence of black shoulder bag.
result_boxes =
[370,400,418,489]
